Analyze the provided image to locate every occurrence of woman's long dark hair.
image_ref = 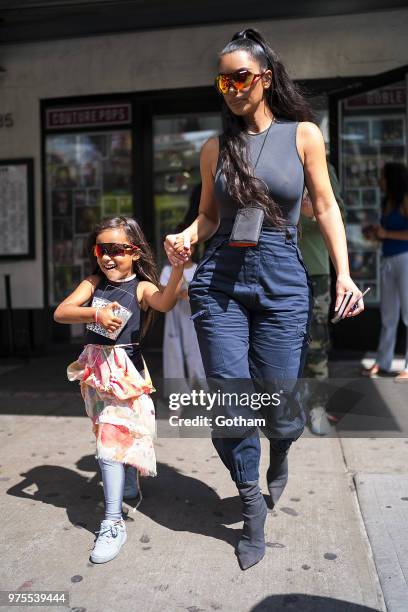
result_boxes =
[383,162,408,213]
[87,216,160,338]
[218,28,313,225]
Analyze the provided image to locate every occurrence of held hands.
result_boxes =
[164,232,191,266]
[96,302,123,333]
[335,275,364,319]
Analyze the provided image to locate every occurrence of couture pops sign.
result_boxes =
[45,103,132,130]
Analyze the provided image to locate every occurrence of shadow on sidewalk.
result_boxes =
[136,462,240,547]
[251,594,382,611]
[6,455,104,534]
[6,456,240,547]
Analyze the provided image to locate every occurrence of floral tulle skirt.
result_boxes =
[67,344,156,477]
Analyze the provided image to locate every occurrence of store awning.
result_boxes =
[1,0,408,45]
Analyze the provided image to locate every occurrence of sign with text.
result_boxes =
[46,103,132,130]
[345,87,406,110]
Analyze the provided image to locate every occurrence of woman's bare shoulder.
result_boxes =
[201,136,219,158]
[297,121,323,141]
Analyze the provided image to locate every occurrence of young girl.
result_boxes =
[54,216,184,563]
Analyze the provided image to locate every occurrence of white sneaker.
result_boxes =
[310,406,332,436]
[90,519,127,564]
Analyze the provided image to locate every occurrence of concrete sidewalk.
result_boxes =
[0,349,407,612]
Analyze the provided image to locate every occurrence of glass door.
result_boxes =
[153,113,222,268]
[334,71,408,305]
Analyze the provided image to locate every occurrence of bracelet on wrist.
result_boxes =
[94,307,100,324]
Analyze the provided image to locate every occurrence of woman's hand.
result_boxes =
[373,224,387,240]
[335,275,364,318]
[97,302,123,333]
[164,232,191,266]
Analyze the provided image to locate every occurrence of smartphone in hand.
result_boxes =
[331,291,353,324]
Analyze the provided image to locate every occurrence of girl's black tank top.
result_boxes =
[84,274,144,371]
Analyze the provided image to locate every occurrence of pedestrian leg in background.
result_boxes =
[303,275,332,436]
[123,465,142,506]
[391,252,408,381]
[162,308,190,401]
[179,298,206,389]
[376,257,401,373]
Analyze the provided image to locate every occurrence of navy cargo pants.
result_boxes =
[188,219,312,484]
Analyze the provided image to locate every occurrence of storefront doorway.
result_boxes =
[41,88,220,342]
[329,65,408,351]
[41,72,408,351]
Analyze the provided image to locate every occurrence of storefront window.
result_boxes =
[46,130,132,305]
[153,113,222,268]
[339,81,407,303]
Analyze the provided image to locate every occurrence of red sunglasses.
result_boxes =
[93,243,140,258]
[215,69,266,94]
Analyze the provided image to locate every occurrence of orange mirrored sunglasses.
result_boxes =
[215,70,266,94]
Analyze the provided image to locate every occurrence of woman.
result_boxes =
[164,28,364,570]
[362,162,408,381]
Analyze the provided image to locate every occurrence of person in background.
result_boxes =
[362,162,408,381]
[299,162,345,435]
[183,183,202,228]
[160,224,206,400]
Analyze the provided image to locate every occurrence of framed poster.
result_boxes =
[0,158,35,259]
[45,130,133,304]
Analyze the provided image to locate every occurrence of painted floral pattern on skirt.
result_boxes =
[67,344,156,476]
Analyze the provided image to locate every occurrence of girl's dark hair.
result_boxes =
[218,28,313,225]
[383,162,408,211]
[87,216,160,338]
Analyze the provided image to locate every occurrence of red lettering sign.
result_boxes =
[345,87,406,109]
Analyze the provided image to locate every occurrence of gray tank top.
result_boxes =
[214,120,304,225]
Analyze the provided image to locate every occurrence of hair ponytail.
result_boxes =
[218,28,313,224]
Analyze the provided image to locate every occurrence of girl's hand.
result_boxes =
[335,275,364,318]
[97,302,123,332]
[164,232,191,266]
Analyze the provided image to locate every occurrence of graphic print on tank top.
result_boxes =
[85,275,142,346]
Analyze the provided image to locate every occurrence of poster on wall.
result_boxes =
[46,130,133,304]
[0,159,34,259]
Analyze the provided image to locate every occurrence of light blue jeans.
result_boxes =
[377,251,408,371]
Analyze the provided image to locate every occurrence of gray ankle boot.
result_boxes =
[266,443,289,509]
[236,481,268,570]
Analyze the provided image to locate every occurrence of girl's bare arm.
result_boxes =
[138,266,184,313]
